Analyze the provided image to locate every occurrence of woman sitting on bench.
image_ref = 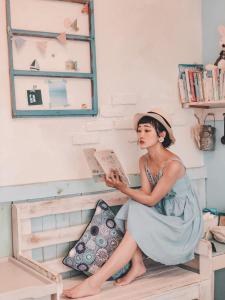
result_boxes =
[63,109,203,299]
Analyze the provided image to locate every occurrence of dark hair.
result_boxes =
[137,116,172,148]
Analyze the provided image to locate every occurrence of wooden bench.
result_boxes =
[9,190,214,300]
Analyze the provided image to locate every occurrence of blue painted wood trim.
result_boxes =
[13,109,98,117]
[89,0,98,115]
[0,167,207,203]
[0,175,141,203]
[6,0,17,116]
[14,70,94,79]
[11,29,91,42]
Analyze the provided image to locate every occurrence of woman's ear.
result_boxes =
[158,131,166,143]
[160,131,166,139]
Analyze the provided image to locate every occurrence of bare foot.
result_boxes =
[114,263,146,286]
[62,278,101,299]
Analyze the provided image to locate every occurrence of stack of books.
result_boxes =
[178,64,225,104]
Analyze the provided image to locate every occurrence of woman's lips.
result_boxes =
[139,140,145,145]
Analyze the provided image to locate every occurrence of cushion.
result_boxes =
[63,199,130,280]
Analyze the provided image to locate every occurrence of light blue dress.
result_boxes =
[115,158,203,265]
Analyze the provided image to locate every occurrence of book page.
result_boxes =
[83,148,105,182]
[94,150,130,185]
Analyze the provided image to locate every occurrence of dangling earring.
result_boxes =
[159,136,164,143]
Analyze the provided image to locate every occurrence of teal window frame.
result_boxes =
[6,0,98,117]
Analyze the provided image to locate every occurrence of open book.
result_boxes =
[83,148,130,185]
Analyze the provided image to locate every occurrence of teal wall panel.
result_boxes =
[202,1,225,299]
[204,121,225,211]
[0,203,12,257]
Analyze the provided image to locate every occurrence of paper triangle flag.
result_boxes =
[14,36,26,49]
[71,19,79,32]
[57,32,67,44]
[36,40,48,54]
[64,18,73,29]
[81,3,89,14]
[30,59,40,71]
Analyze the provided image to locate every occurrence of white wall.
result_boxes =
[0,0,203,186]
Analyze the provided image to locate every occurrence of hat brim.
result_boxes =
[133,112,176,144]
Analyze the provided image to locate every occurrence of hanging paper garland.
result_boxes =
[14,36,26,50]
[64,17,73,28]
[36,40,48,54]
[56,32,67,45]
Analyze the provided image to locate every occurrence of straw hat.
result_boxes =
[133,109,176,144]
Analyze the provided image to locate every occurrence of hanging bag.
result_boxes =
[199,113,216,151]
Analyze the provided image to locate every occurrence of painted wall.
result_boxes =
[202,0,225,211]
[0,0,203,188]
[0,0,206,263]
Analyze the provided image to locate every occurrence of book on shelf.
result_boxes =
[178,63,225,104]
[178,64,204,103]
[83,148,130,185]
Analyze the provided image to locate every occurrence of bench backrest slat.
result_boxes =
[12,190,128,257]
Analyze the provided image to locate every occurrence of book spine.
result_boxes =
[203,70,208,102]
[222,70,225,100]
[193,72,200,101]
[178,79,186,103]
[197,72,204,101]
[212,67,219,101]
[181,73,189,102]
[185,69,192,102]
[188,71,196,102]
[205,70,214,101]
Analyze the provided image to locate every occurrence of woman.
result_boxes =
[63,109,203,299]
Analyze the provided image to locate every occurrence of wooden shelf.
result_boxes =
[182,101,225,108]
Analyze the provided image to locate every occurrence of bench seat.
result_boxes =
[61,265,202,300]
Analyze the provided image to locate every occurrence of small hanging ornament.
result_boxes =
[65,60,78,71]
[71,19,79,32]
[30,59,40,71]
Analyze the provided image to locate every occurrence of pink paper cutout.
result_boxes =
[64,18,72,28]
[36,40,48,54]
[57,32,67,45]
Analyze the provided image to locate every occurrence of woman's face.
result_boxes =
[137,123,159,149]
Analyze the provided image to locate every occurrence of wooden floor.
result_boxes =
[61,265,201,300]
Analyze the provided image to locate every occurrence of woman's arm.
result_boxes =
[105,160,185,206]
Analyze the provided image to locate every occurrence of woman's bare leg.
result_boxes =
[63,231,137,299]
[114,220,146,286]
[115,246,146,286]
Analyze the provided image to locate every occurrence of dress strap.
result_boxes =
[144,155,149,171]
